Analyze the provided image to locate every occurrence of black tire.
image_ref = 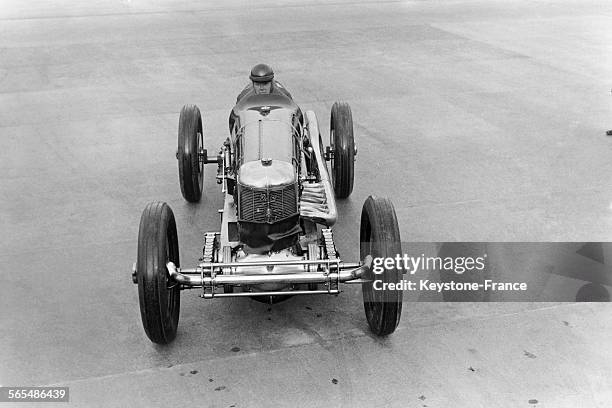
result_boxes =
[137,202,181,344]
[330,101,354,198]
[178,104,204,202]
[361,196,402,336]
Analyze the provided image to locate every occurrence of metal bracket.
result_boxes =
[324,146,334,161]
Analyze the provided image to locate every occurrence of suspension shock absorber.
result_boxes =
[223,139,233,194]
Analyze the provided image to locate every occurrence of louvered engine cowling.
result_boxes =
[238,182,298,223]
[236,160,301,252]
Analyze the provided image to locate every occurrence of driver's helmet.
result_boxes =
[249,63,274,82]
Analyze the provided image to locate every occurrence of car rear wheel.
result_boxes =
[330,101,354,198]
[178,104,204,202]
[360,196,402,336]
[137,202,181,344]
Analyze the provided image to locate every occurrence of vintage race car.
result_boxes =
[132,91,403,344]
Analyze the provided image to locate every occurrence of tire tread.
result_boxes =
[178,104,203,202]
[137,201,180,344]
[331,101,354,198]
[361,196,402,336]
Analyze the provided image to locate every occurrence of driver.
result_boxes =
[229,63,300,133]
[235,63,293,103]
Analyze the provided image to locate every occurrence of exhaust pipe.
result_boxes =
[300,110,337,226]
[166,256,372,287]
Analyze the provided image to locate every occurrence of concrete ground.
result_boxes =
[1,0,611,406]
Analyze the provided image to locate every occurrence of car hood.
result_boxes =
[237,160,296,189]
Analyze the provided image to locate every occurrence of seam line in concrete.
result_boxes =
[40,302,595,387]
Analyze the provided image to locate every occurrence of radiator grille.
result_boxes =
[238,182,298,223]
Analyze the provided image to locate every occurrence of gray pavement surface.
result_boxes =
[1,0,612,407]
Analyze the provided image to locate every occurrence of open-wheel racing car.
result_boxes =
[132,90,404,344]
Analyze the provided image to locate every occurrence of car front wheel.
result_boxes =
[137,201,181,344]
[360,196,402,336]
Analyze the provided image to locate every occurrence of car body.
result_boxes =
[133,89,404,344]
